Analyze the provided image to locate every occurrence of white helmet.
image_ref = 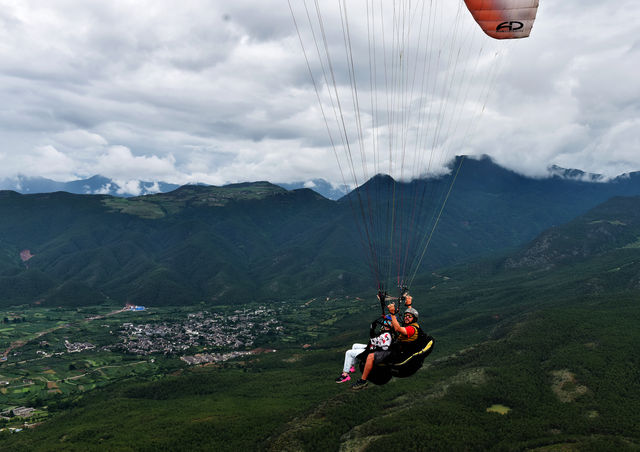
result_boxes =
[404,307,419,320]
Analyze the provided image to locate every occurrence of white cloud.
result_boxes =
[92,183,114,195]
[144,181,162,194]
[53,130,108,149]
[97,146,177,180]
[113,179,143,196]
[0,0,638,186]
[21,146,77,180]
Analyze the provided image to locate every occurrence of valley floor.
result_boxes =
[2,292,640,451]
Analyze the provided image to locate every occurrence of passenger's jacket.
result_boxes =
[369,331,392,351]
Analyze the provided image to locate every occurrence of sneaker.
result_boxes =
[335,373,351,383]
[349,366,356,373]
[351,378,368,390]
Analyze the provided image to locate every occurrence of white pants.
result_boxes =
[343,343,367,373]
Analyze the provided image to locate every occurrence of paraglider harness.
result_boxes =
[356,286,435,385]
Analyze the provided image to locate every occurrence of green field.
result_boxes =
[0,298,373,423]
[2,292,639,451]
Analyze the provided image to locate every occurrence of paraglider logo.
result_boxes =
[496,21,525,33]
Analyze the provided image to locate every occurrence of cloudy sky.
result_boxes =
[0,0,638,192]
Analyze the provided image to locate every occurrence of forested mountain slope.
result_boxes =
[1,158,640,307]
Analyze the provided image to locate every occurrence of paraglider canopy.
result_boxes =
[464,0,539,39]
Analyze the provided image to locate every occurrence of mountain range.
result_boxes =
[0,175,181,197]
[3,156,635,201]
[2,156,640,308]
[0,174,347,200]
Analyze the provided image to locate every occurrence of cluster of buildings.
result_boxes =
[0,406,36,419]
[115,308,282,356]
[64,340,96,353]
[180,347,277,365]
[0,406,38,434]
[181,350,251,365]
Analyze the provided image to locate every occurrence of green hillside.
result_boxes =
[505,196,640,270]
[2,160,640,309]
[3,197,640,450]
[0,185,365,307]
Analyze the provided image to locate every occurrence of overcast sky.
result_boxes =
[0,0,638,193]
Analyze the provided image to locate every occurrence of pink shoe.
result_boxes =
[335,373,351,383]
[349,366,356,373]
